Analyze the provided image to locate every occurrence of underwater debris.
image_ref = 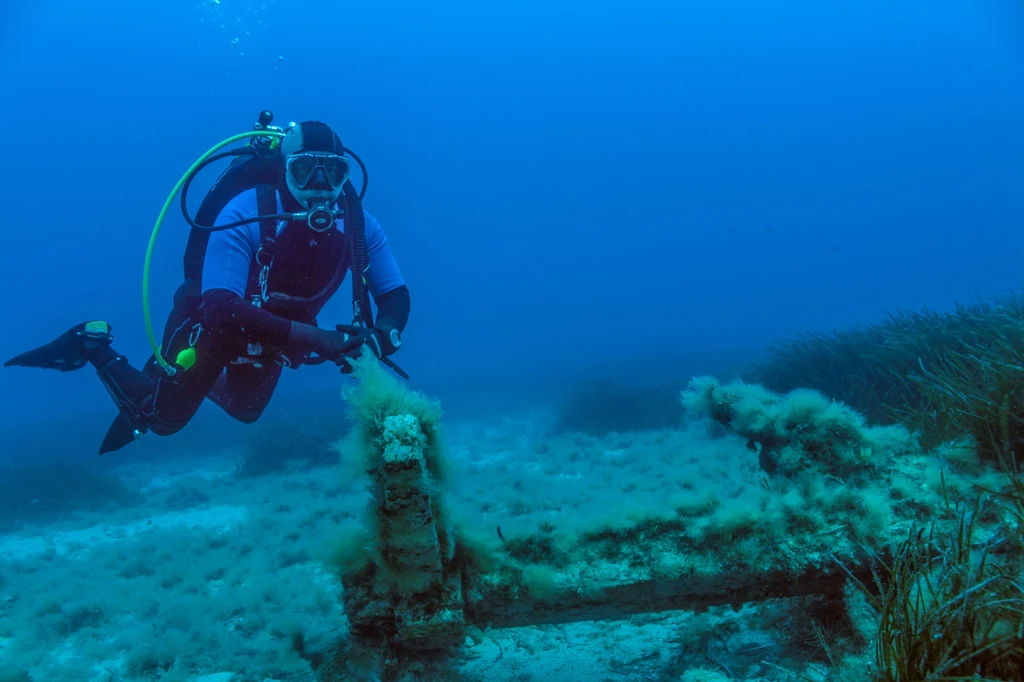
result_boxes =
[315,361,876,679]
[313,353,1024,681]
[680,375,914,478]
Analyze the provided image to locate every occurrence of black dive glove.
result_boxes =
[285,321,407,378]
[286,322,363,366]
[334,323,409,379]
[333,324,394,374]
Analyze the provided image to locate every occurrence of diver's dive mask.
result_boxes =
[287,152,350,190]
[284,152,350,228]
[279,121,351,230]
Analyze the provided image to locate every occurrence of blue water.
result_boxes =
[1,1,1023,679]
[2,0,1023,437]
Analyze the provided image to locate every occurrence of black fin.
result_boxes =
[3,322,112,372]
[4,345,87,371]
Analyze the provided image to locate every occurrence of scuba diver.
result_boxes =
[4,114,410,455]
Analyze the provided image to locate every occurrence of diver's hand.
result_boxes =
[334,324,384,373]
[287,322,362,363]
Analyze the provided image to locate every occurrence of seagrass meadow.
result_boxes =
[741,291,1024,680]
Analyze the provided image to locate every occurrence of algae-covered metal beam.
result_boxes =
[343,413,465,652]
[464,560,870,631]
[337,407,875,653]
[320,360,980,682]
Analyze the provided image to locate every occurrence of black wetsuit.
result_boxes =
[83,185,410,453]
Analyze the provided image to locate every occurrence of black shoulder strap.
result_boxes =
[344,182,374,328]
[255,184,279,266]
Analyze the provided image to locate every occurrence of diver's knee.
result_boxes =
[148,420,188,437]
[142,401,191,436]
[230,406,264,424]
[214,393,268,424]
